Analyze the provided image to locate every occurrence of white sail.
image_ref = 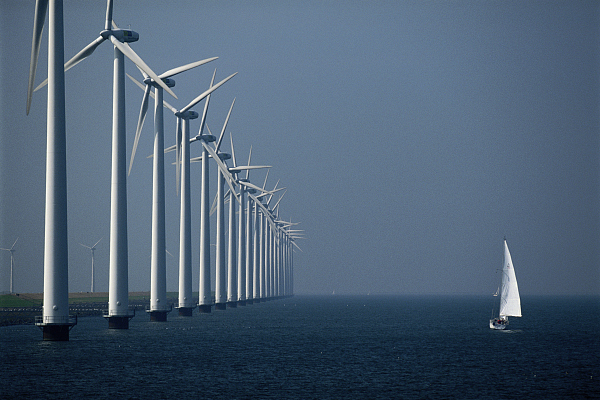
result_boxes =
[499,239,521,317]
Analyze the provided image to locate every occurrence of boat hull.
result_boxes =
[489,318,508,330]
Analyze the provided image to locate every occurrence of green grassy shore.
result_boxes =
[0,292,190,327]
[0,292,165,308]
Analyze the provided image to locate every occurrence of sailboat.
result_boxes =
[489,238,521,330]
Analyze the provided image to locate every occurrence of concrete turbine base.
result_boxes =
[177,307,194,317]
[198,304,212,313]
[36,316,77,341]
[105,316,133,329]
[148,310,168,322]
[214,303,227,311]
[226,301,237,309]
[42,325,70,341]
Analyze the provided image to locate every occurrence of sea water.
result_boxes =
[1,295,598,399]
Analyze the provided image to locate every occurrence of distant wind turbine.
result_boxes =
[80,238,102,293]
[129,70,237,315]
[127,59,218,321]
[1,238,18,294]
[226,140,273,305]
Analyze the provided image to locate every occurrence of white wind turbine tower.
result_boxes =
[283,226,303,297]
[252,180,278,300]
[1,238,18,294]
[79,238,102,293]
[244,148,256,305]
[192,99,236,311]
[249,176,284,302]
[128,60,220,321]
[131,71,237,316]
[180,72,237,315]
[270,194,290,298]
[254,173,269,303]
[194,73,260,313]
[239,148,273,305]
[202,134,270,309]
[198,131,270,308]
[33,0,178,329]
[226,140,273,306]
[201,143,271,308]
[27,0,76,341]
[196,71,217,314]
[276,219,301,298]
[259,185,287,299]
[252,174,269,303]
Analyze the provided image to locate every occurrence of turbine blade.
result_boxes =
[248,192,271,218]
[64,36,106,73]
[34,36,107,93]
[197,69,216,136]
[164,143,177,154]
[180,72,238,114]
[127,73,178,114]
[273,189,287,210]
[245,145,252,179]
[159,57,218,79]
[210,191,218,216]
[26,0,48,115]
[105,0,113,31]
[201,141,240,203]
[11,237,18,250]
[135,64,149,80]
[128,85,151,175]
[230,133,238,169]
[262,169,270,190]
[269,186,286,194]
[216,98,236,152]
[93,237,103,247]
[229,165,272,173]
[205,124,214,138]
[239,180,272,193]
[110,36,178,99]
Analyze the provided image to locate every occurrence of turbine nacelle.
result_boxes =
[176,110,199,120]
[218,152,231,161]
[143,76,176,88]
[101,29,139,43]
[196,134,216,143]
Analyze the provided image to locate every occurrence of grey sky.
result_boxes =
[1,1,598,296]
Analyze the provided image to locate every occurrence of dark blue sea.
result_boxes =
[1,295,599,399]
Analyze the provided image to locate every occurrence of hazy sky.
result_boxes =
[1,1,598,296]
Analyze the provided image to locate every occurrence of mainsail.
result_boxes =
[499,239,521,317]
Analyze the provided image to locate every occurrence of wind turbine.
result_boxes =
[27,0,76,341]
[80,238,102,293]
[225,139,274,306]
[196,129,271,309]
[32,0,178,329]
[271,192,288,298]
[127,60,220,321]
[206,100,236,311]
[1,238,18,294]
[129,71,237,316]
[198,131,270,308]
[252,182,285,300]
